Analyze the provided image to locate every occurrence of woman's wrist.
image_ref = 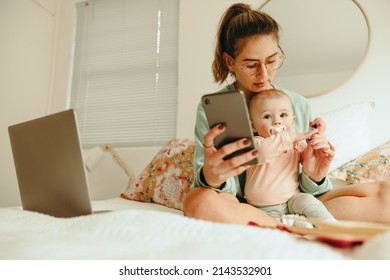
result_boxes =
[302,169,326,185]
[314,177,326,185]
[200,167,226,189]
[199,167,208,186]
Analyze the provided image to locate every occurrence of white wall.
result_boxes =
[1,0,389,207]
[309,0,390,148]
[274,71,353,97]
[0,0,57,207]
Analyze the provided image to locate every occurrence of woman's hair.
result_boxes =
[212,3,280,84]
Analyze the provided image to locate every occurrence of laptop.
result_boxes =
[8,109,96,218]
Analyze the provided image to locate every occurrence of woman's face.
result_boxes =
[226,35,279,95]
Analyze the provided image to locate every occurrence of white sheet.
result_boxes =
[1,198,390,260]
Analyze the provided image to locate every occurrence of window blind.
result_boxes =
[70,0,179,147]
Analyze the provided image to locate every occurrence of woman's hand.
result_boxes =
[301,133,335,182]
[202,124,258,188]
[309,117,327,135]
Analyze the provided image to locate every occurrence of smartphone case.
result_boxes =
[202,90,258,165]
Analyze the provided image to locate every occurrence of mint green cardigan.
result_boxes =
[192,83,332,198]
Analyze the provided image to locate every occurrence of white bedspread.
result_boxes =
[1,198,390,260]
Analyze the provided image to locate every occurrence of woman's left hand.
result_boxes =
[301,133,335,182]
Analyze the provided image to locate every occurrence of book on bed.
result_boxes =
[249,218,390,248]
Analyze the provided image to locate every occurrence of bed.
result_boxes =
[1,197,390,260]
[1,129,390,260]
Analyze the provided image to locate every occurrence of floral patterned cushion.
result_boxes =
[329,140,390,184]
[121,138,195,210]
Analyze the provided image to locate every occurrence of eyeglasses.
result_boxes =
[231,46,286,77]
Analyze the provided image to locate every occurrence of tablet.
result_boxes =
[202,90,258,165]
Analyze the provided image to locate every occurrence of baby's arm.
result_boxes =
[288,129,318,145]
[255,129,317,163]
[255,133,291,163]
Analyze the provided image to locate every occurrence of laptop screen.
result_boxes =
[8,110,93,217]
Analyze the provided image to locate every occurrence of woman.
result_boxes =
[182,3,390,226]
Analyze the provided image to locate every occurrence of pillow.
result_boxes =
[121,138,195,210]
[329,140,390,184]
[318,102,375,171]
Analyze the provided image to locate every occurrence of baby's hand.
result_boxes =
[289,129,318,144]
[310,117,327,135]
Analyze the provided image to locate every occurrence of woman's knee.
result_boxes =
[377,181,390,198]
[182,187,217,218]
[349,180,390,198]
[319,181,389,202]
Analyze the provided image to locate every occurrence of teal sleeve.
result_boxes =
[299,171,333,195]
[192,102,209,188]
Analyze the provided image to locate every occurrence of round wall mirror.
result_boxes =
[259,0,369,97]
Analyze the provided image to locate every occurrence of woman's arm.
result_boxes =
[300,134,335,195]
[192,102,212,188]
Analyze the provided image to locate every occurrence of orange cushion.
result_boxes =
[121,138,195,210]
[329,140,390,183]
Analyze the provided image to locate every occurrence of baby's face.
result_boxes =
[250,96,295,138]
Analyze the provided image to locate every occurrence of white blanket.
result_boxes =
[1,199,390,260]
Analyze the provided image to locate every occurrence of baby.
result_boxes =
[246,88,335,222]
